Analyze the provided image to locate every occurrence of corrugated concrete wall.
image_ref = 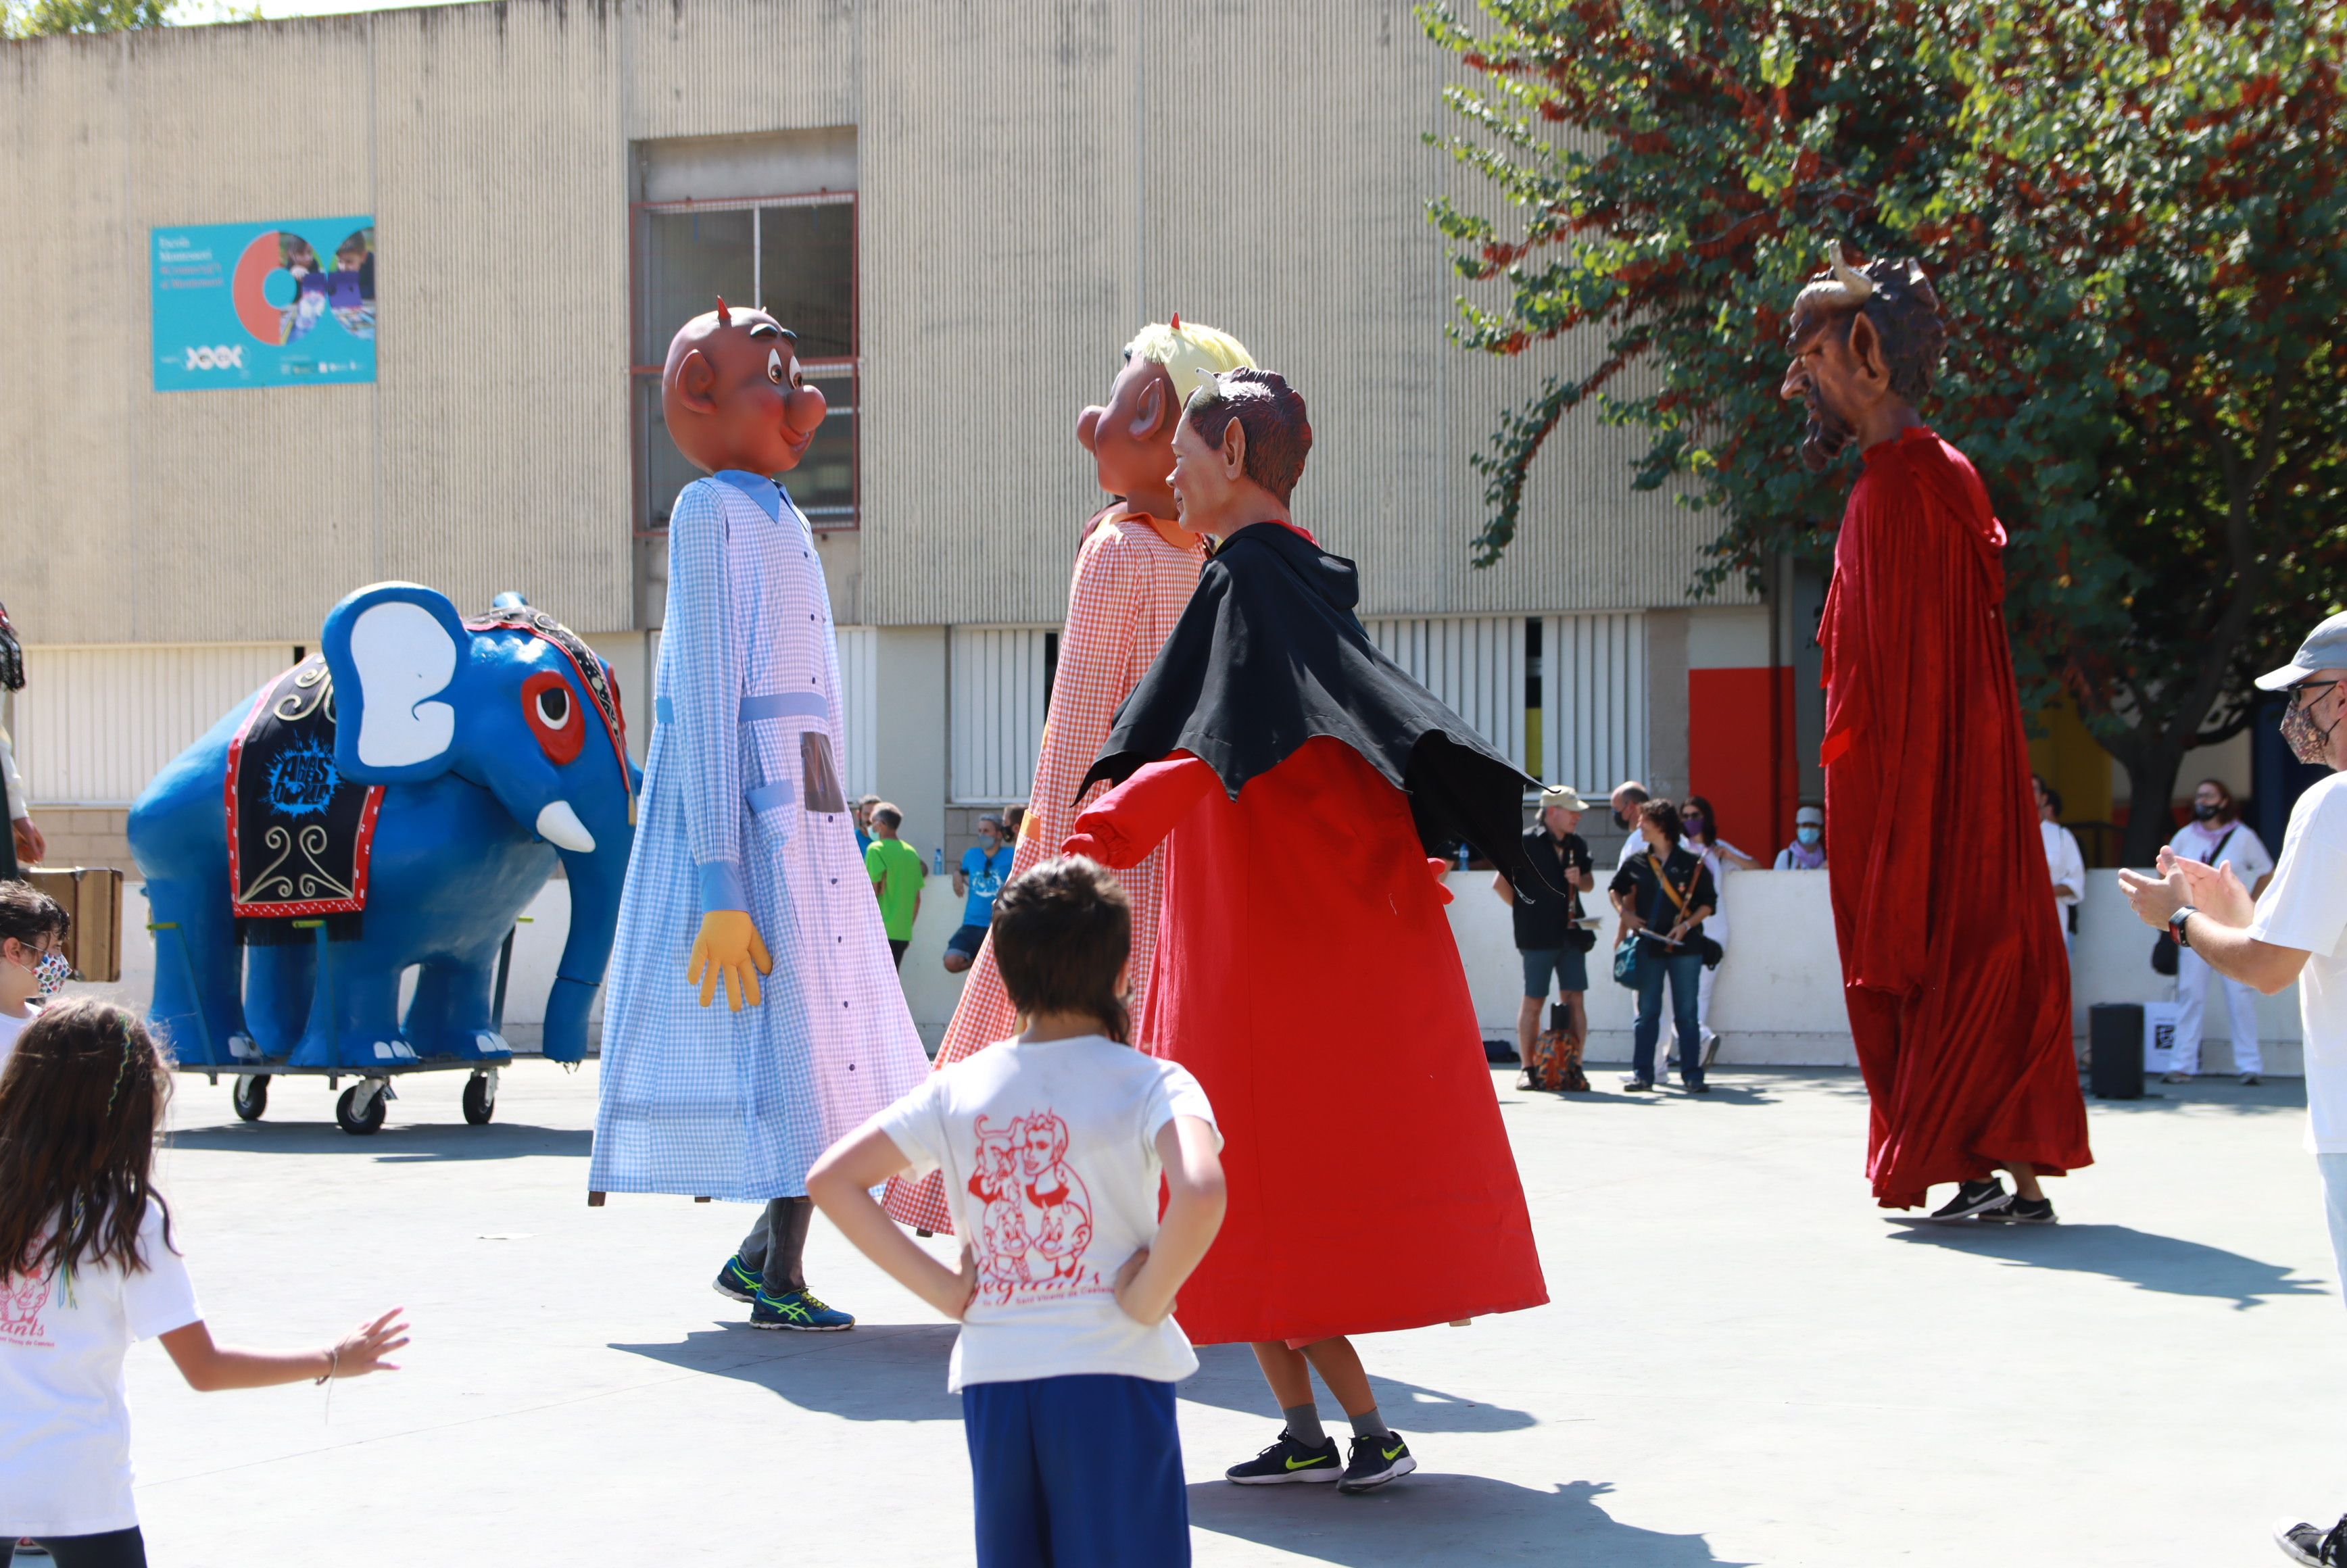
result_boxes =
[1,0,1747,650]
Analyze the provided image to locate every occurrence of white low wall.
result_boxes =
[1449,868,2300,1071]
[104,865,2303,1072]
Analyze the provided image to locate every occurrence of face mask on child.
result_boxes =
[1797,825,1822,848]
[14,945,68,996]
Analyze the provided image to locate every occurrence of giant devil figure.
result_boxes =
[1783,251,2091,1217]
[883,317,1253,1235]
[590,299,929,1329]
[1062,368,1549,1481]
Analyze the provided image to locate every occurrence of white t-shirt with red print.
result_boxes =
[875,1033,1218,1393]
[0,1197,201,1536]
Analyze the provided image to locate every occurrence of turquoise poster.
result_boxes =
[151,217,377,391]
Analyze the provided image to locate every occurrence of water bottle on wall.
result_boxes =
[1455,843,1472,871]
[933,846,946,877]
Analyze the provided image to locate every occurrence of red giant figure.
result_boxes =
[1781,251,2091,1219]
[1065,368,1548,1490]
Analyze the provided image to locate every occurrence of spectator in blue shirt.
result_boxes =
[944,814,1015,973]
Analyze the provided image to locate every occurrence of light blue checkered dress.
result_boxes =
[589,472,931,1202]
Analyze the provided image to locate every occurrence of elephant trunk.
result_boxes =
[540,843,625,1064]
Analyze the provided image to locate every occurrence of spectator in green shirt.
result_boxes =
[863,802,925,969]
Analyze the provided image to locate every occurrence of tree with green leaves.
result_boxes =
[3,0,171,36]
[1422,0,2347,865]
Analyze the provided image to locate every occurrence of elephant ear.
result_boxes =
[322,583,470,782]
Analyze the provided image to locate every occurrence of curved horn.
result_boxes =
[714,294,732,326]
[1828,249,1874,301]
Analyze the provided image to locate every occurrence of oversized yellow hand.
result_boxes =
[687,910,773,1011]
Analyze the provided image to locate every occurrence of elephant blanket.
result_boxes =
[589,472,930,1203]
[227,658,386,929]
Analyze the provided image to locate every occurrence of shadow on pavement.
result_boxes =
[1886,1221,2325,1309]
[611,1321,963,1422]
[1188,1477,1749,1565]
[1177,1344,1536,1434]
[166,1122,591,1160]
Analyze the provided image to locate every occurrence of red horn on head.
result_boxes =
[715,295,732,326]
[1170,312,1181,330]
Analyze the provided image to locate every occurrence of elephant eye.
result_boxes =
[522,670,585,766]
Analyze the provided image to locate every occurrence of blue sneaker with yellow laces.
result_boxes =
[712,1254,763,1304]
[750,1287,855,1331]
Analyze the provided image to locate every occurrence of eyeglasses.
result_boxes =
[2290,680,2342,710]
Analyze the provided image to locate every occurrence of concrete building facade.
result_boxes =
[2,0,1802,871]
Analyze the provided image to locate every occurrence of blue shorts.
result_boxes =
[1520,944,1588,999]
[962,1373,1188,1568]
[947,922,990,960]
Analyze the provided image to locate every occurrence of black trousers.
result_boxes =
[2,1528,148,1567]
[735,1196,814,1297]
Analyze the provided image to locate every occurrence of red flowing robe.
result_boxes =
[1819,426,2091,1209]
[1067,737,1548,1345]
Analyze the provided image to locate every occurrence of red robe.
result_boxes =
[1066,737,1549,1346]
[1819,426,2092,1209]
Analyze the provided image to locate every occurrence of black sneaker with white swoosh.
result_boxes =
[1338,1431,1417,1494]
[1225,1429,1341,1485]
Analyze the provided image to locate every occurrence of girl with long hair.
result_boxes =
[0,999,407,1566]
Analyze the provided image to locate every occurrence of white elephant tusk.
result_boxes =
[535,801,597,854]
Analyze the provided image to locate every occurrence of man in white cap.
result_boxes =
[1774,804,1827,870]
[2119,610,2347,1567]
[1495,786,1599,1069]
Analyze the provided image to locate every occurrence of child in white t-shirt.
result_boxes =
[0,879,71,1076]
[0,999,408,1566]
[809,856,1226,1568]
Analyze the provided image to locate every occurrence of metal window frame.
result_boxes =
[627,191,861,536]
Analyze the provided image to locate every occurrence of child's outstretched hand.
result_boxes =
[332,1308,410,1378]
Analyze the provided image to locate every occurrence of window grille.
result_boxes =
[1540,612,1647,795]
[949,627,1054,804]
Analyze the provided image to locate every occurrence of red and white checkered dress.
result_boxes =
[882,510,1203,1233]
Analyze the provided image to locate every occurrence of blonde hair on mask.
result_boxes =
[1123,319,1255,416]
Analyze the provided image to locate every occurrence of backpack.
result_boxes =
[1520,1004,1589,1094]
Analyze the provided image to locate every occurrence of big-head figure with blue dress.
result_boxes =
[588,297,930,1333]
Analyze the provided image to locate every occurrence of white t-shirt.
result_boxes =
[2169,818,2275,887]
[2040,821,2087,912]
[2244,775,2347,1152]
[1692,841,1745,944]
[0,1198,201,1536]
[875,1034,1219,1393]
[0,1005,31,1074]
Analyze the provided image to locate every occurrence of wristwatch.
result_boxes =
[2169,905,2198,950]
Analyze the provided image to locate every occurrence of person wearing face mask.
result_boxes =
[2117,614,2347,1567]
[2161,777,2275,1085]
[0,881,71,1073]
[1679,795,1756,1067]
[1774,805,1827,869]
[1607,781,1653,871]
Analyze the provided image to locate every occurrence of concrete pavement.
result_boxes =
[120,1060,2347,1566]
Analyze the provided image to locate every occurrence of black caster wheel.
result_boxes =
[462,1071,496,1126]
[232,1074,270,1122]
[335,1083,387,1136]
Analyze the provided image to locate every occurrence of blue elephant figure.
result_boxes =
[130,583,641,1075]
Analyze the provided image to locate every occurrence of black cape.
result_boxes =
[1081,521,1561,904]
